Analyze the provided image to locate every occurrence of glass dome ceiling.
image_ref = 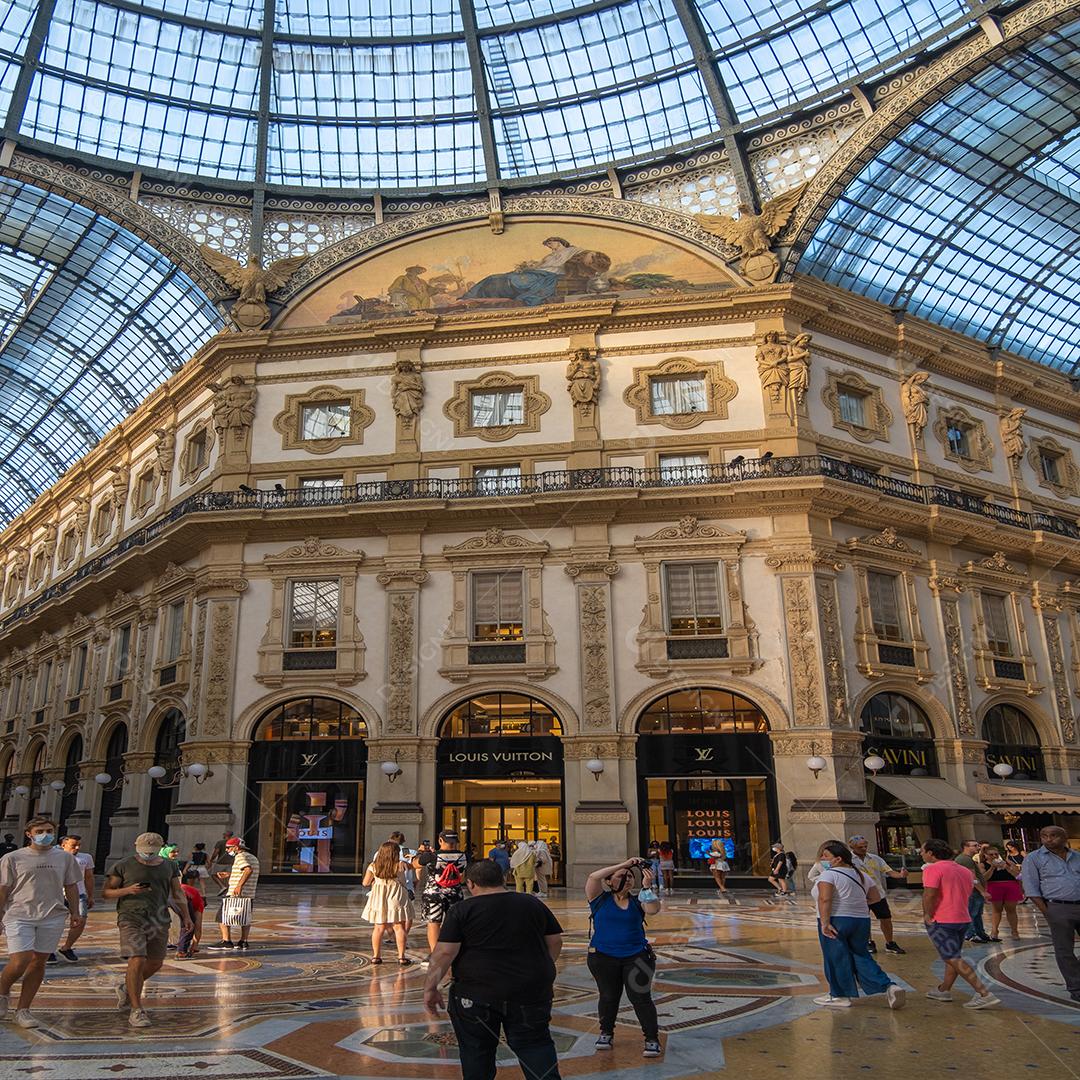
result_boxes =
[0,0,987,190]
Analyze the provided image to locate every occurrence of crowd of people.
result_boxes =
[0,817,1077,1079]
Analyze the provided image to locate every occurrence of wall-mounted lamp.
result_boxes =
[863,754,886,775]
[585,749,605,782]
[147,761,213,788]
[95,770,127,792]
[806,742,827,779]
[13,784,29,797]
[992,761,1014,779]
[381,751,402,783]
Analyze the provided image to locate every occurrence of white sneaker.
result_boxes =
[115,984,129,1010]
[14,1010,39,1029]
[886,985,906,1010]
[964,993,1000,1010]
[128,1009,152,1029]
[0,994,8,1020]
[926,989,953,1002]
[813,995,852,1008]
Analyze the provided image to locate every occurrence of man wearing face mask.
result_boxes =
[103,831,192,1029]
[0,816,84,1027]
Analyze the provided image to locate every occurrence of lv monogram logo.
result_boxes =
[693,747,715,762]
[300,753,318,768]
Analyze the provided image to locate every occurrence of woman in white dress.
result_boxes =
[361,841,412,965]
[708,839,730,893]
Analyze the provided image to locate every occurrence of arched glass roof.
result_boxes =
[798,19,1080,374]
[0,176,223,524]
[0,0,988,190]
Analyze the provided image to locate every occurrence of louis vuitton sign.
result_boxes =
[635,732,773,777]
[438,737,564,778]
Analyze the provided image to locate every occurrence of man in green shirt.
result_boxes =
[103,832,191,1029]
[954,839,991,943]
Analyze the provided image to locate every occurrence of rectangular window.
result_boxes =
[981,593,1014,657]
[95,503,113,537]
[37,660,52,706]
[1040,451,1062,485]
[658,453,709,480]
[867,571,904,641]
[164,601,185,662]
[113,624,132,680]
[470,389,524,428]
[838,387,867,426]
[650,374,707,416]
[474,464,522,493]
[60,528,77,563]
[136,470,155,508]
[472,571,524,640]
[288,580,339,648]
[300,401,350,440]
[188,430,207,472]
[946,422,970,458]
[72,643,88,694]
[664,563,724,636]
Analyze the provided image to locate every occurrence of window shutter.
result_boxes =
[497,571,523,623]
[472,572,501,626]
[982,594,1011,648]
[692,564,722,616]
[868,572,900,633]
[665,564,695,618]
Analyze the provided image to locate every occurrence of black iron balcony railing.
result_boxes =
[5,454,1079,631]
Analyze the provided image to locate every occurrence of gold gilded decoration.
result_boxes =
[391,357,424,422]
[940,598,974,736]
[272,384,374,455]
[199,245,307,330]
[443,370,551,442]
[823,369,893,442]
[1043,613,1077,743]
[386,593,417,734]
[900,372,930,442]
[1000,408,1026,464]
[622,355,737,430]
[694,184,805,284]
[815,576,849,727]
[782,577,823,726]
[579,583,613,729]
[566,348,601,416]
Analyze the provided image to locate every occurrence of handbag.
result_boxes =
[219,895,253,926]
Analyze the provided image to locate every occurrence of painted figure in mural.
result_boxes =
[460,237,611,307]
[900,371,930,438]
[387,266,445,312]
[756,331,789,403]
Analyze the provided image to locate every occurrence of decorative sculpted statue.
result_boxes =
[199,245,308,331]
[566,348,601,411]
[1000,407,1026,462]
[900,372,930,439]
[391,358,424,420]
[756,331,790,403]
[210,376,257,438]
[785,333,812,407]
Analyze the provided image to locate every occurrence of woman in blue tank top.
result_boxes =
[585,858,663,1058]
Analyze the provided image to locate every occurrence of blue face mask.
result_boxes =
[32,833,54,847]
[819,859,833,871]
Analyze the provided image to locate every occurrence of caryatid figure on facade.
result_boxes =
[756,331,789,404]
[566,348,601,412]
[1000,407,1026,463]
[900,371,930,439]
[391,357,424,421]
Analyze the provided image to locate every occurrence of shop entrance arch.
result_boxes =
[246,696,368,876]
[635,687,778,883]
[436,693,566,883]
[95,723,128,868]
[147,709,185,839]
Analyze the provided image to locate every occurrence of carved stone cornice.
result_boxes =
[564,561,620,580]
[846,527,920,560]
[442,529,549,560]
[769,730,864,757]
[934,740,988,765]
[376,569,429,587]
[765,548,845,573]
[194,576,249,597]
[962,551,1027,585]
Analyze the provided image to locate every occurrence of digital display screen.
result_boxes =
[688,837,734,860]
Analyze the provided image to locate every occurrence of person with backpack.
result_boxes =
[413,830,468,962]
[785,848,799,894]
[585,857,663,1058]
[511,841,538,894]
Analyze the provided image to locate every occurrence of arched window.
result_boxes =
[983,704,1039,747]
[256,697,367,741]
[59,735,83,834]
[637,688,769,734]
[859,694,932,740]
[104,724,128,772]
[153,709,186,769]
[440,693,562,738]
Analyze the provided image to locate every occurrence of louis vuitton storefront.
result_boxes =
[636,689,779,884]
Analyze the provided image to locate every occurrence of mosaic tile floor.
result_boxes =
[0,886,1076,1078]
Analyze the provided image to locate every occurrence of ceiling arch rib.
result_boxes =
[0,175,223,529]
[797,17,1080,374]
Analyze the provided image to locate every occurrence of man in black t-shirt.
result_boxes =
[425,859,563,1080]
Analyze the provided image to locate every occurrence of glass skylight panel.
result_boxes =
[481,0,694,109]
[0,0,35,116]
[136,0,263,29]
[277,0,461,37]
[472,0,597,29]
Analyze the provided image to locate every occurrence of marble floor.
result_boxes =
[0,886,1077,1079]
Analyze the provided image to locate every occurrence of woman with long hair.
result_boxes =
[982,844,1023,941]
[708,839,729,893]
[361,841,412,965]
[585,858,663,1058]
[811,840,905,1009]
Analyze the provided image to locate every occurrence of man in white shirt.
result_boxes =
[849,835,908,955]
[56,834,94,962]
[207,837,259,951]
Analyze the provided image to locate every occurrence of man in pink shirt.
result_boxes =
[921,839,999,1009]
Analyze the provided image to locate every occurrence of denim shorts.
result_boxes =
[926,921,968,960]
